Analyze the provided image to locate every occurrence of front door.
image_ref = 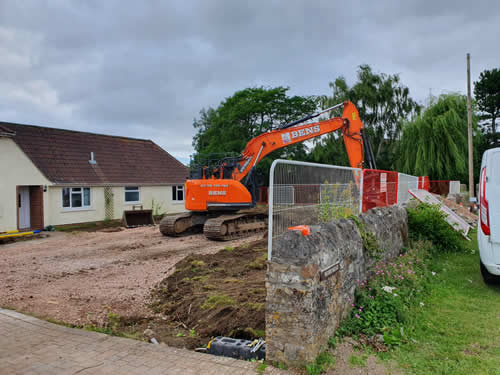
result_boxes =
[19,187,31,229]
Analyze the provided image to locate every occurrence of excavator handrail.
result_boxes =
[279,102,345,129]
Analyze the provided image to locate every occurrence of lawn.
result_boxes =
[383,231,500,374]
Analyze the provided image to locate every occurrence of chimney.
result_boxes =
[89,152,97,165]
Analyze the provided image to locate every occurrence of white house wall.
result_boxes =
[0,138,51,232]
[47,186,107,226]
[48,185,186,226]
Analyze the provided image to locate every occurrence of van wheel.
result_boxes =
[480,260,500,285]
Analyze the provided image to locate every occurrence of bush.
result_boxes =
[337,241,433,339]
[407,203,467,253]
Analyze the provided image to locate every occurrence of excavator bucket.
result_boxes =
[122,206,155,228]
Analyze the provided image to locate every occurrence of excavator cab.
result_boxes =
[189,153,242,180]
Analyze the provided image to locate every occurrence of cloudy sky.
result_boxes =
[1,1,498,163]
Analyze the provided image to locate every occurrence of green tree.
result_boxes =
[474,68,500,144]
[314,65,421,169]
[397,94,482,182]
[191,87,317,179]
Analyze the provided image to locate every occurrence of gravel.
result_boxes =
[0,226,262,326]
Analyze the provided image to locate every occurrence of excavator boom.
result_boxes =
[233,101,364,181]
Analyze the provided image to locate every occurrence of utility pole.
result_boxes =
[467,53,474,198]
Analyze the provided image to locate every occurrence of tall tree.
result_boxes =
[397,94,482,182]
[474,68,500,143]
[314,65,421,169]
[192,86,317,179]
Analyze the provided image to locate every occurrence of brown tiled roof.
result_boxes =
[1,122,188,185]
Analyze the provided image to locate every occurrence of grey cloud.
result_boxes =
[0,0,499,162]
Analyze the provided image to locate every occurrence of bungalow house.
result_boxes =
[0,122,188,232]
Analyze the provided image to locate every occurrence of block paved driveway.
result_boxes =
[0,309,288,375]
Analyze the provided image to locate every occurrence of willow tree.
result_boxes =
[397,94,481,182]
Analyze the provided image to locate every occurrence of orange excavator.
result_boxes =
[160,101,376,240]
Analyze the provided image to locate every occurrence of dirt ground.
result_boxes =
[0,226,262,328]
[326,341,400,375]
[141,238,267,349]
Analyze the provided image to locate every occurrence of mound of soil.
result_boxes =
[143,239,267,349]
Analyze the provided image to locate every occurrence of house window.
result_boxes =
[125,186,140,203]
[172,185,184,201]
[62,187,91,209]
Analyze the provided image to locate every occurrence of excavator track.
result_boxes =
[203,213,268,241]
[159,212,207,236]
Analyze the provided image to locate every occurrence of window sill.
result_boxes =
[124,201,142,205]
[172,201,185,205]
[61,207,94,213]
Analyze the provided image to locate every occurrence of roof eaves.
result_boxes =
[0,125,15,137]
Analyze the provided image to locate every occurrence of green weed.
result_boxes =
[318,181,356,223]
[247,255,267,270]
[202,284,217,290]
[244,302,265,311]
[305,351,335,375]
[348,354,367,368]
[256,362,267,374]
[190,260,206,268]
[201,295,236,310]
[327,336,336,349]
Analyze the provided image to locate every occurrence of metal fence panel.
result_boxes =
[362,169,399,212]
[398,173,419,204]
[268,160,362,260]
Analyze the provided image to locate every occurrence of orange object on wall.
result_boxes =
[288,225,311,236]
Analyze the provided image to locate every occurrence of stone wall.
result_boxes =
[265,205,408,365]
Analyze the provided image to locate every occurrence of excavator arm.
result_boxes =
[232,101,365,181]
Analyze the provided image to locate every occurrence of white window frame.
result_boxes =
[124,186,141,204]
[62,187,91,210]
[172,185,184,202]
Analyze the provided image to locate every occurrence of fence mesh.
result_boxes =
[268,160,362,259]
[361,169,399,212]
[398,173,419,205]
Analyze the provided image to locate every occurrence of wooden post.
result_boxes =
[467,53,474,198]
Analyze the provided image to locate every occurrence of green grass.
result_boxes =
[55,222,99,232]
[381,231,500,374]
[348,354,367,368]
[305,351,335,375]
[256,362,267,374]
[54,220,121,232]
[200,295,236,310]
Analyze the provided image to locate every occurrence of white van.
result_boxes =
[478,147,500,284]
